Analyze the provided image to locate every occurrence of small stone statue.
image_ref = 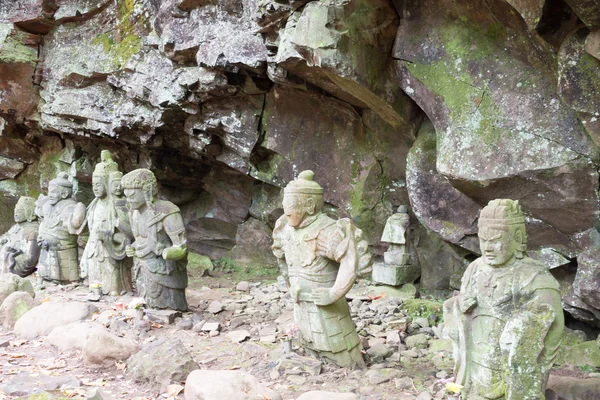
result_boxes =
[81,150,132,295]
[0,196,40,277]
[443,199,564,399]
[37,172,86,283]
[372,205,419,285]
[381,205,411,264]
[122,168,188,311]
[272,170,372,368]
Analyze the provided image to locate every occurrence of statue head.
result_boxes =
[34,194,47,219]
[47,172,73,205]
[478,199,527,267]
[109,171,124,197]
[92,150,119,199]
[121,168,158,210]
[14,196,36,223]
[282,170,324,228]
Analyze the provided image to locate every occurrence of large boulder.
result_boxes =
[274,0,416,130]
[0,291,37,329]
[184,370,282,400]
[0,273,34,304]
[395,0,600,255]
[14,302,97,339]
[127,338,198,391]
[47,321,139,366]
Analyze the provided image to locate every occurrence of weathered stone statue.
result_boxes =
[81,150,132,295]
[122,168,188,311]
[0,197,40,277]
[37,172,86,283]
[272,170,372,368]
[443,199,564,400]
[372,205,419,285]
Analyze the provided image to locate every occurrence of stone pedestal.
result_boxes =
[372,261,420,286]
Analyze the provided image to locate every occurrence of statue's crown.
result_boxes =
[93,150,119,177]
[284,170,323,195]
[50,172,73,188]
[479,199,525,226]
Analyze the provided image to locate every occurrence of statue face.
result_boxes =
[479,226,516,267]
[92,176,107,198]
[111,179,123,196]
[47,183,68,205]
[124,187,146,210]
[283,194,308,228]
[14,202,27,223]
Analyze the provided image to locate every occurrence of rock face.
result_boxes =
[0,291,37,328]
[47,321,139,366]
[0,0,599,328]
[14,301,97,339]
[127,338,199,391]
[0,273,35,304]
[184,369,282,400]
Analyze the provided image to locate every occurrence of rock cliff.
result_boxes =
[1,0,599,323]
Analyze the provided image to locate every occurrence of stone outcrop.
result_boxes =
[1,0,600,328]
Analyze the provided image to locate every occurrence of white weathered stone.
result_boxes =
[14,302,96,339]
[184,370,282,400]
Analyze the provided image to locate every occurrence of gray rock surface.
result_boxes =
[0,273,35,305]
[14,301,97,339]
[184,369,282,400]
[47,321,139,366]
[0,291,37,328]
[127,338,199,391]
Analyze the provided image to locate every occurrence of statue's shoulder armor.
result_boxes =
[153,200,181,217]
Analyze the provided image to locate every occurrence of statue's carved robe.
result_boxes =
[444,257,563,400]
[273,213,370,367]
[130,200,188,311]
[0,221,39,277]
[81,196,132,295]
[38,199,80,282]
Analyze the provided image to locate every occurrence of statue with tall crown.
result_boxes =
[37,172,86,283]
[81,150,132,295]
[0,196,40,277]
[443,199,564,399]
[122,168,188,311]
[272,170,372,368]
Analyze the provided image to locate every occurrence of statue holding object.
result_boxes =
[0,196,40,277]
[37,172,86,283]
[443,199,564,399]
[272,170,372,368]
[122,168,188,311]
[81,150,132,295]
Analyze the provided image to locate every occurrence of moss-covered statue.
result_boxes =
[37,172,86,283]
[443,199,564,399]
[0,196,40,277]
[81,150,132,295]
[272,170,372,368]
[122,168,188,311]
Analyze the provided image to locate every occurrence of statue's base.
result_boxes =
[372,261,420,286]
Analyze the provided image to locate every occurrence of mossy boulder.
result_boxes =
[187,252,214,276]
[402,298,444,321]
[0,291,37,329]
[556,341,600,367]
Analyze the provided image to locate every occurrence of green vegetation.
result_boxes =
[402,298,444,322]
[214,256,279,282]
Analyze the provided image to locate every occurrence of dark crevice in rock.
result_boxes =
[536,0,584,49]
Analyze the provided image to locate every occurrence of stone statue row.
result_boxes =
[0,150,188,311]
[271,171,564,399]
[1,160,565,398]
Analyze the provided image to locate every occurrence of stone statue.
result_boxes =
[443,199,564,399]
[372,205,419,285]
[81,150,133,295]
[37,172,86,283]
[0,196,40,277]
[272,170,372,368]
[122,168,188,311]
